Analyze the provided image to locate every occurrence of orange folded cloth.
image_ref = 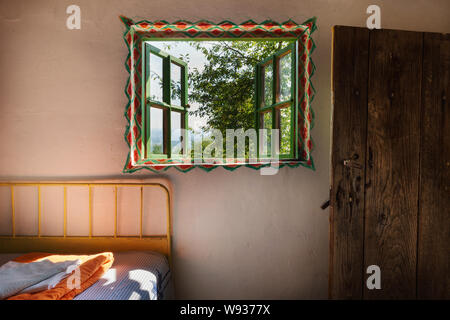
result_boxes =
[7,252,114,300]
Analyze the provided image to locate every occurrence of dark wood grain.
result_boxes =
[330,26,369,299]
[364,29,423,299]
[418,32,450,299]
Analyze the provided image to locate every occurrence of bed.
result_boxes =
[0,251,173,300]
[0,181,174,300]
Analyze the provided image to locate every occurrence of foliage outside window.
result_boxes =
[142,40,297,162]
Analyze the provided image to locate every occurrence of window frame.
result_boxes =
[255,42,298,160]
[120,16,317,173]
[142,43,189,160]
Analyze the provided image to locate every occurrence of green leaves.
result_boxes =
[188,40,291,134]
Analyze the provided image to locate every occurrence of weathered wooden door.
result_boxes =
[330,26,449,299]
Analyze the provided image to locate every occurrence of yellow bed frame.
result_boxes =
[0,182,172,267]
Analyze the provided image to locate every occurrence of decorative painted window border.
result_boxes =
[120,16,316,173]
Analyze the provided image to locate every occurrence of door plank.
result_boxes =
[364,29,423,299]
[418,32,450,299]
[330,26,369,299]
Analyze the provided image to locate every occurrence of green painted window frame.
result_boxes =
[255,42,298,160]
[142,43,189,159]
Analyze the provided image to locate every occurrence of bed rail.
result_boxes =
[0,182,172,267]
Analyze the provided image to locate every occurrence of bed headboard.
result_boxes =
[0,181,172,267]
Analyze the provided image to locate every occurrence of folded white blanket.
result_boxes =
[0,258,80,299]
[18,260,81,294]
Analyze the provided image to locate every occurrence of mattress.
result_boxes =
[0,251,173,300]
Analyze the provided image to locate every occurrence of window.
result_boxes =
[121,17,317,173]
[142,41,299,162]
[256,43,297,159]
[142,43,188,159]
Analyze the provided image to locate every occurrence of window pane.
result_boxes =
[263,63,273,106]
[279,52,292,102]
[279,106,291,155]
[260,111,272,157]
[171,63,182,106]
[261,111,272,130]
[171,111,183,155]
[150,107,164,154]
[150,53,163,102]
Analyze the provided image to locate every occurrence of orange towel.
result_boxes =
[7,252,114,300]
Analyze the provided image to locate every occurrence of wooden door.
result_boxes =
[330,26,449,299]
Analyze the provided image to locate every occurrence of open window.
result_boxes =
[256,43,297,160]
[142,43,188,159]
[142,41,299,162]
[121,17,316,173]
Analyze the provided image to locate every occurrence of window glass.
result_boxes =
[263,63,273,106]
[279,107,291,154]
[171,63,182,106]
[260,111,272,157]
[150,107,164,154]
[171,111,183,155]
[279,52,292,102]
[150,53,164,102]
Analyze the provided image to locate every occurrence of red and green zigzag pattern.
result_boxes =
[120,16,317,173]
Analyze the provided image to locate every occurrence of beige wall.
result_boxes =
[0,0,448,299]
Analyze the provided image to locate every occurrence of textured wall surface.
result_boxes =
[0,0,448,299]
